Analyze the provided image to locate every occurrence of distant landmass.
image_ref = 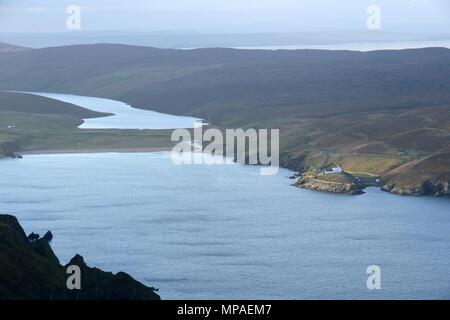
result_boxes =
[0,31,449,49]
[0,42,30,52]
[0,214,160,300]
[0,43,448,196]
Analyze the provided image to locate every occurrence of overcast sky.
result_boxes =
[1,0,449,33]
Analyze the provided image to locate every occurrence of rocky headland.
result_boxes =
[0,214,160,300]
[293,173,365,195]
[381,180,450,197]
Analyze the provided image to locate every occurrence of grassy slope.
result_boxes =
[384,147,450,190]
[0,93,175,154]
[0,111,175,153]
[0,44,448,193]
[0,91,109,118]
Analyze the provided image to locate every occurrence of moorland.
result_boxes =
[0,43,449,196]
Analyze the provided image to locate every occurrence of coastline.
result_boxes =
[293,178,365,195]
[0,214,161,300]
[4,148,448,198]
[20,147,172,155]
[291,171,449,198]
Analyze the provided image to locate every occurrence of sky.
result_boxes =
[0,0,449,33]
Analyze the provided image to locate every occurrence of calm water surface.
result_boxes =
[16,92,201,129]
[233,40,450,51]
[1,153,449,299]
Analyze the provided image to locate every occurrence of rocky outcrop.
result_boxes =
[2,152,23,159]
[293,177,365,195]
[381,180,450,197]
[42,230,53,242]
[0,140,22,159]
[64,254,160,300]
[0,214,160,300]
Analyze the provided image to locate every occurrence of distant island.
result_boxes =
[0,44,449,197]
[0,214,160,300]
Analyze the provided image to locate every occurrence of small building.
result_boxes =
[324,164,343,174]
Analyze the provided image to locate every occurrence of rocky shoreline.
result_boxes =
[3,146,448,198]
[381,180,450,197]
[0,214,160,300]
[1,152,23,159]
[292,172,449,197]
[293,176,365,195]
[0,140,22,159]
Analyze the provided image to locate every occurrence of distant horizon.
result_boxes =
[1,30,450,35]
[1,29,449,50]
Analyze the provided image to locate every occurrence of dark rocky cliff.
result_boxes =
[382,180,450,197]
[0,214,160,300]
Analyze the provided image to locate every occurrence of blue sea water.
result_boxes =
[10,92,201,130]
[1,152,449,299]
[232,40,450,51]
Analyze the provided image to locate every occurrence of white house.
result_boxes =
[325,164,343,174]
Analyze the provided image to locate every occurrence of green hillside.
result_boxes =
[0,91,109,118]
[0,44,448,195]
[0,92,174,155]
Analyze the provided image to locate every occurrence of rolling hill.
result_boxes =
[0,92,174,156]
[0,91,109,118]
[0,42,29,53]
[0,44,448,196]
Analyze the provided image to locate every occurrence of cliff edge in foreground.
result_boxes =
[0,214,160,300]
